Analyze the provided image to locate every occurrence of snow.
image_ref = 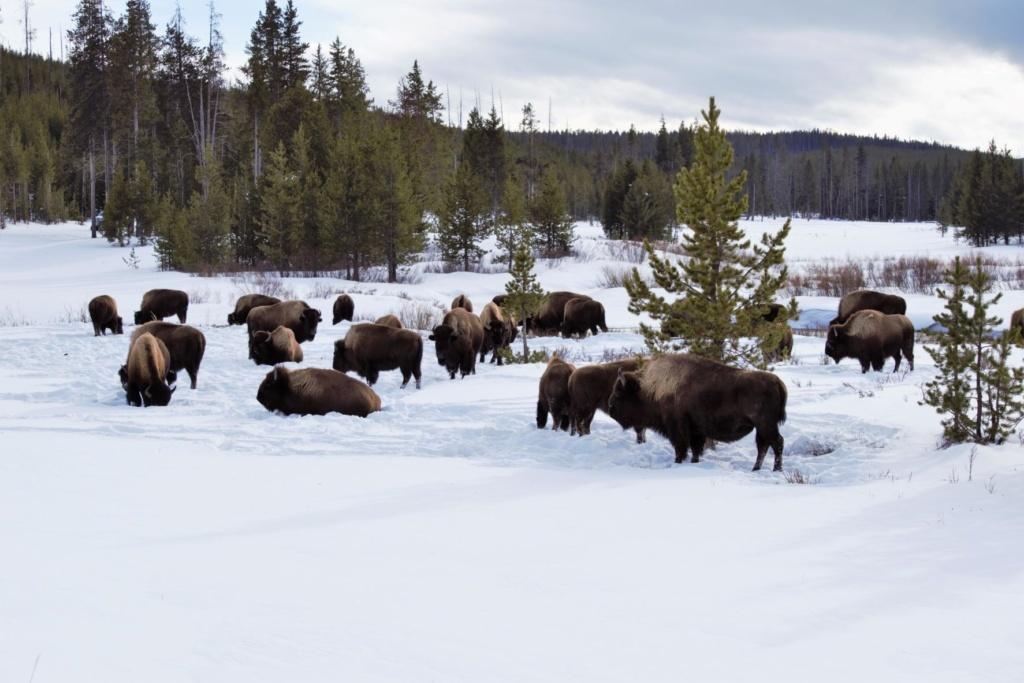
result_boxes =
[1,220,1023,682]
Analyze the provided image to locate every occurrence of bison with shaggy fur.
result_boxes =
[334,323,423,388]
[134,289,189,325]
[88,295,123,336]
[250,326,303,366]
[257,366,381,417]
[529,291,592,335]
[228,294,280,325]
[375,314,403,329]
[120,332,175,407]
[478,301,515,365]
[332,294,355,324]
[561,298,608,338]
[131,321,207,389]
[491,294,507,307]
[608,353,788,471]
[537,356,576,431]
[451,294,473,312]
[430,308,484,379]
[568,358,645,442]
[825,310,914,373]
[246,300,322,346]
[830,290,907,326]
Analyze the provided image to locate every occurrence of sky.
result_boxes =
[4,0,1023,153]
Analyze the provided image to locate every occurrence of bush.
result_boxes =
[398,301,443,330]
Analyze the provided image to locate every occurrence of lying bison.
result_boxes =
[120,332,175,407]
[88,295,123,336]
[228,294,281,325]
[537,356,576,432]
[257,366,381,417]
[608,353,788,471]
[825,310,914,373]
[134,289,189,325]
[451,294,473,312]
[529,291,591,335]
[333,294,355,324]
[246,300,322,345]
[561,298,608,338]
[430,308,484,379]
[830,290,907,326]
[568,358,645,442]
[375,314,403,329]
[479,301,514,364]
[333,323,423,388]
[250,326,304,366]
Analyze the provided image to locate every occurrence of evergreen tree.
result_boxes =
[109,0,158,163]
[438,161,490,271]
[655,117,673,174]
[496,174,530,265]
[309,44,330,101]
[620,160,674,241]
[327,38,371,126]
[256,141,300,269]
[103,164,132,245]
[503,242,546,359]
[530,166,573,256]
[601,159,637,239]
[372,126,421,282]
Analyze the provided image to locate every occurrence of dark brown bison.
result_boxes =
[430,308,484,379]
[120,332,175,407]
[451,294,473,312]
[825,310,914,373]
[246,300,322,345]
[537,356,576,431]
[375,314,403,329]
[568,358,645,442]
[478,301,514,365]
[762,302,785,323]
[1010,308,1024,342]
[257,366,381,417]
[769,325,794,362]
[830,290,907,326]
[332,294,355,324]
[561,298,608,338]
[250,325,304,366]
[228,294,281,325]
[529,291,592,335]
[134,289,189,325]
[491,294,507,307]
[333,323,423,388]
[608,353,788,471]
[88,295,123,336]
[130,321,207,389]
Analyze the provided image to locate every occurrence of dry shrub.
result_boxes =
[399,301,444,330]
[0,307,29,327]
[605,240,647,264]
[784,469,819,484]
[231,273,296,300]
[307,281,342,299]
[58,304,90,324]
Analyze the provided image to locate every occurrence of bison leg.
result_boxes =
[400,367,411,388]
[188,366,198,390]
[536,399,549,429]
[772,434,784,472]
[689,432,706,464]
[635,428,646,444]
[891,351,902,372]
[365,368,380,386]
[754,432,769,471]
[904,346,914,371]
[178,307,187,324]
[859,358,870,373]
[93,324,101,336]
[871,354,885,372]
[559,414,571,431]
[580,409,597,436]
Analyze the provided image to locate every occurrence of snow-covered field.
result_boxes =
[1,220,1022,682]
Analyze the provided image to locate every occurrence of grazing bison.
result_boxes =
[257,366,381,417]
[608,353,788,471]
[134,288,189,325]
[332,294,355,324]
[429,308,484,379]
[88,295,123,336]
[767,325,794,362]
[250,326,304,366]
[830,290,907,326]
[825,310,914,373]
[537,356,576,431]
[561,298,608,338]
[120,332,175,407]
[333,323,423,388]
[246,300,322,345]
[375,314,403,329]
[228,294,281,325]
[479,301,514,365]
[131,321,207,389]
[529,291,592,335]
[568,358,645,442]
[451,294,473,312]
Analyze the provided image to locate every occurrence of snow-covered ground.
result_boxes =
[1,220,1022,682]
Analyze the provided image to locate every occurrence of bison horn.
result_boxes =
[144,385,152,398]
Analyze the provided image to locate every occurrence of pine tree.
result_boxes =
[655,117,673,174]
[530,167,573,256]
[625,97,792,366]
[496,174,530,265]
[257,141,300,269]
[372,125,421,282]
[437,161,490,271]
[601,159,637,239]
[620,160,674,241]
[503,242,546,359]
[103,164,132,245]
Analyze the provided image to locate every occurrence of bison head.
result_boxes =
[429,324,457,368]
[506,320,519,344]
[118,364,129,390]
[112,316,124,334]
[608,369,645,432]
[486,319,506,349]
[227,311,239,325]
[824,325,846,364]
[133,310,147,325]
[141,381,175,407]
[300,307,322,342]
[250,330,277,366]
[257,366,291,412]
[332,339,351,373]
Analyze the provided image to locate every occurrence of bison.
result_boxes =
[1010,308,1024,342]
[479,301,514,365]
[333,323,423,388]
[228,294,281,325]
[333,294,355,324]
[825,310,914,373]
[250,325,304,366]
[257,366,381,417]
[529,291,591,335]
[491,294,507,307]
[120,332,175,407]
[130,321,207,389]
[451,294,473,312]
[608,353,788,471]
[134,288,189,325]
[567,358,645,442]
[246,300,322,345]
[830,290,907,326]
[88,295,123,336]
[375,314,403,329]
[561,298,608,338]
[429,308,484,379]
[537,356,576,431]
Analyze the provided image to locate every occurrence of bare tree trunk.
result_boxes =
[89,146,97,238]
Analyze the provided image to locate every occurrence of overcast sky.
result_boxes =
[5,0,1023,152]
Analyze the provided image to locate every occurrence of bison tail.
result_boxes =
[777,380,789,425]
[536,399,549,429]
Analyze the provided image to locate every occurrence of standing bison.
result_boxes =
[228,294,281,325]
[825,310,915,373]
[131,321,207,389]
[250,326,304,366]
[561,298,608,338]
[88,295,124,336]
[830,290,907,326]
[333,323,424,388]
[430,308,484,379]
[479,301,513,364]
[120,332,175,407]
[608,353,788,471]
[537,356,576,431]
[134,289,189,325]
[246,300,322,345]
[257,367,381,417]
[568,358,645,442]
[451,294,473,312]
[332,294,355,324]
[529,291,591,335]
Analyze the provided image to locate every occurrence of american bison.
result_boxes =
[333,294,355,324]
[830,290,907,326]
[537,356,576,431]
[1010,308,1024,342]
[529,291,591,335]
[491,294,507,307]
[120,332,175,407]
[825,310,914,373]
[375,314,403,329]
[250,326,304,366]
[88,295,123,336]
[479,301,514,364]
[561,298,608,338]
[333,323,423,388]
[608,353,788,471]
[768,325,794,362]
[130,321,206,389]
[246,300,322,345]
[762,303,785,323]
[568,358,645,442]
[228,294,281,325]
[430,308,484,379]
[134,288,189,325]
[451,294,473,312]
[257,366,381,417]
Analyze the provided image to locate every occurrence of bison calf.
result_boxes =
[88,295,124,336]
[120,332,175,407]
[251,326,304,366]
[257,367,381,417]
[131,321,207,389]
[134,288,189,325]
[430,308,484,379]
[537,356,576,432]
[334,323,423,388]
[333,294,355,324]
[568,358,645,442]
[825,310,914,373]
[228,294,281,325]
